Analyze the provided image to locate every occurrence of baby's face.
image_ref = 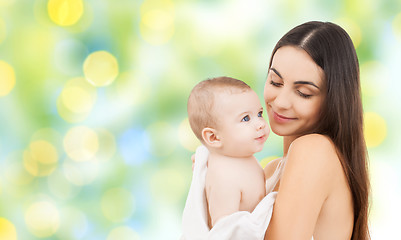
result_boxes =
[213,89,269,158]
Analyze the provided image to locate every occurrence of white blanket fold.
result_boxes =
[181,145,277,240]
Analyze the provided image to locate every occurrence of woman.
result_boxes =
[263,21,370,239]
[185,21,370,240]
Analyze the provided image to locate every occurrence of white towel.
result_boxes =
[181,145,277,240]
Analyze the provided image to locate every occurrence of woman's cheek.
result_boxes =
[264,86,275,105]
[263,84,271,103]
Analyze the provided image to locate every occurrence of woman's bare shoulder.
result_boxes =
[285,134,341,184]
[292,133,333,146]
[289,134,337,160]
[265,135,345,239]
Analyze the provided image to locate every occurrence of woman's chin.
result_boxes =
[269,127,287,136]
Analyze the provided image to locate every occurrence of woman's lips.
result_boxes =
[273,111,297,123]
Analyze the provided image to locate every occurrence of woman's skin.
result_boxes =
[263,46,354,240]
[189,45,356,239]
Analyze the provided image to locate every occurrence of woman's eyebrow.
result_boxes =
[270,67,283,79]
[270,67,320,89]
[294,81,320,89]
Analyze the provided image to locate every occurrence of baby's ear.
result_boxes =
[201,127,222,148]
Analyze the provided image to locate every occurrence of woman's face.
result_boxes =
[264,46,325,137]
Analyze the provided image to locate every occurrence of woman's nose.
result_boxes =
[273,90,291,109]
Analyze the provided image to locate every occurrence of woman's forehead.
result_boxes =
[271,46,325,86]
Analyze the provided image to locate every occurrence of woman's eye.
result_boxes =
[258,111,263,117]
[270,80,282,87]
[297,90,312,99]
[241,115,250,122]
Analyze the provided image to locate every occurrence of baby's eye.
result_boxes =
[241,115,250,122]
[258,111,263,117]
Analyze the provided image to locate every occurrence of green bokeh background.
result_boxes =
[1,0,401,239]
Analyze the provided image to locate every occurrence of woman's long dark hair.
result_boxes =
[268,21,370,239]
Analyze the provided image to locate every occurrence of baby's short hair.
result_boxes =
[187,76,251,142]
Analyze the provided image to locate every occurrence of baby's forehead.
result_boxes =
[212,88,256,108]
[213,86,251,96]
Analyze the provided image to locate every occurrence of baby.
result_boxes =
[187,76,269,228]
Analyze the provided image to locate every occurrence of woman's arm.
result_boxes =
[265,134,339,240]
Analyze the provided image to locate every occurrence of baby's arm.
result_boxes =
[206,166,241,227]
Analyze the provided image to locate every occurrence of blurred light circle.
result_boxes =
[107,226,140,240]
[56,207,88,239]
[23,140,59,177]
[13,25,55,74]
[0,218,17,240]
[63,158,99,186]
[150,168,186,204]
[31,128,63,152]
[57,96,90,123]
[145,122,177,157]
[360,61,389,97]
[47,0,84,26]
[61,86,93,113]
[57,77,96,123]
[35,0,92,32]
[142,9,173,30]
[83,51,119,87]
[58,77,97,116]
[0,18,6,44]
[48,169,80,200]
[25,201,60,238]
[364,112,387,148]
[101,188,135,223]
[119,128,150,165]
[95,129,116,162]
[140,0,174,45]
[29,140,58,164]
[178,118,200,152]
[4,152,34,186]
[0,60,16,96]
[140,0,174,19]
[140,9,174,45]
[63,126,99,161]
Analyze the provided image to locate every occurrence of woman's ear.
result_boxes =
[201,127,222,148]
